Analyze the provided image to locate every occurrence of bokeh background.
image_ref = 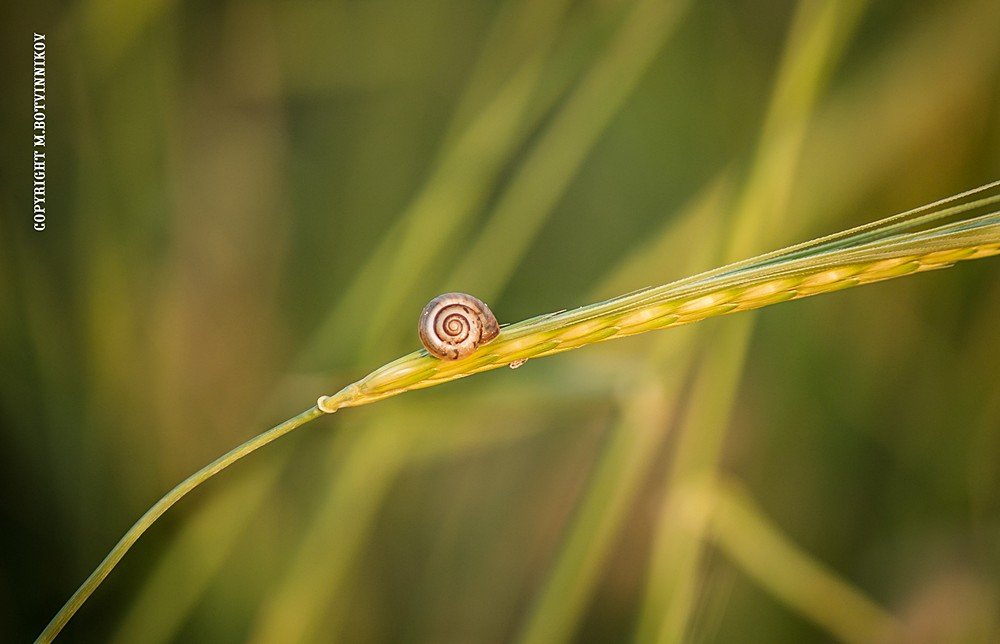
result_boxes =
[2,0,1000,642]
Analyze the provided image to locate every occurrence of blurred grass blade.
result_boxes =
[442,0,694,304]
[248,420,412,644]
[706,481,900,643]
[634,319,753,644]
[515,373,689,644]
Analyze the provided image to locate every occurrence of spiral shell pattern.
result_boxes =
[418,293,500,360]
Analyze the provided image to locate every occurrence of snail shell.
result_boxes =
[419,293,500,360]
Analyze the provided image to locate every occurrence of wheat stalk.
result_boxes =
[317,180,1000,412]
[37,180,1000,642]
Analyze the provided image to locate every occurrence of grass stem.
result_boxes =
[36,406,325,643]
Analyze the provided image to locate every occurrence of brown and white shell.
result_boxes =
[418,293,500,360]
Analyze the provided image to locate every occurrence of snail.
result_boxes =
[418,293,500,360]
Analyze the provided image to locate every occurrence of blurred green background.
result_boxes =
[2,0,1000,642]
